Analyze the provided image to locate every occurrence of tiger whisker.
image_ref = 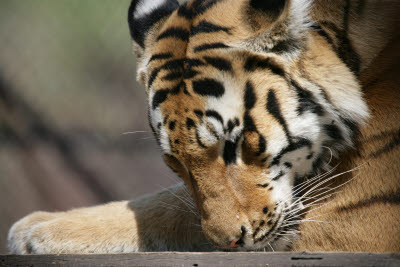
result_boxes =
[122,130,150,135]
[287,165,362,209]
[288,164,339,199]
[285,199,336,220]
[267,242,275,252]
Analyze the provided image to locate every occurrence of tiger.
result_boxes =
[8,0,400,254]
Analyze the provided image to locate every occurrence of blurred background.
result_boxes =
[0,0,179,254]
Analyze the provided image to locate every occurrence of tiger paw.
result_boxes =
[8,202,142,254]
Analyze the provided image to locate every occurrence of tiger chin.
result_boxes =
[8,0,400,254]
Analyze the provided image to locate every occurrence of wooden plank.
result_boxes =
[1,252,399,267]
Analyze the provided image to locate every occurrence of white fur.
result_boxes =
[148,89,172,153]
[148,90,162,129]
[134,0,168,19]
[289,0,314,38]
[206,117,225,138]
[207,91,243,127]
[159,127,171,153]
[197,123,219,146]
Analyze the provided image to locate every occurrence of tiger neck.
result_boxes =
[310,0,400,75]
[330,34,400,205]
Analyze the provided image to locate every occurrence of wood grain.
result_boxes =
[1,252,399,267]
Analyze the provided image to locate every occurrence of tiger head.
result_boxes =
[128,0,369,250]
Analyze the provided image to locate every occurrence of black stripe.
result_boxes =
[271,138,312,166]
[272,171,284,181]
[203,56,233,72]
[362,129,398,144]
[337,190,400,212]
[149,115,160,146]
[148,68,162,88]
[177,2,194,19]
[148,59,185,87]
[184,69,200,79]
[194,110,203,118]
[177,0,222,19]
[270,38,301,54]
[368,128,400,158]
[163,115,169,125]
[243,81,258,134]
[244,113,257,132]
[192,0,222,15]
[152,89,169,109]
[342,0,361,75]
[319,21,360,75]
[244,56,285,76]
[196,130,207,148]
[311,24,336,49]
[149,53,173,63]
[162,72,182,81]
[128,0,179,48]
[186,58,205,67]
[161,58,186,70]
[267,90,291,142]
[183,86,190,95]
[184,58,205,79]
[244,81,257,110]
[340,116,360,141]
[191,20,230,36]
[291,80,324,116]
[324,124,344,141]
[192,79,225,97]
[284,162,292,168]
[256,134,267,156]
[205,110,224,124]
[223,140,238,165]
[227,120,235,133]
[194,43,230,52]
[157,27,190,42]
[170,83,181,95]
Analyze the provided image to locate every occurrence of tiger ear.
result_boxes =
[243,0,312,56]
[128,0,179,52]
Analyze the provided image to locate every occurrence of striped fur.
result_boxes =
[128,0,399,251]
[7,0,400,254]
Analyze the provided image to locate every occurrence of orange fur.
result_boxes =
[8,0,400,254]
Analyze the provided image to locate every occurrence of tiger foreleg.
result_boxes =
[8,183,212,254]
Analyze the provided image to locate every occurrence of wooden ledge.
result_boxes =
[1,252,399,267]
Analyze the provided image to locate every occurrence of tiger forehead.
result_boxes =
[147,47,285,110]
[146,0,287,93]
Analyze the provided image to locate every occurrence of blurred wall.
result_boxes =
[0,0,179,254]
